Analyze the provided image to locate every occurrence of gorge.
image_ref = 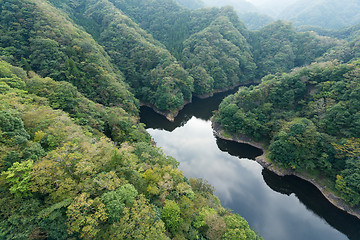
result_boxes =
[141,90,360,240]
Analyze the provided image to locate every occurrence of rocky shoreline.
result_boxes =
[211,119,360,220]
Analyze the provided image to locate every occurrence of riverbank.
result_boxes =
[211,119,360,220]
[141,81,260,121]
[140,100,191,121]
[195,80,258,99]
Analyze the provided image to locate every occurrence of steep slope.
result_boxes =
[176,0,273,30]
[1,0,341,113]
[328,23,360,41]
[109,0,342,94]
[297,23,360,63]
[0,0,138,113]
[182,15,256,95]
[0,59,262,239]
[297,23,360,41]
[214,59,360,213]
[107,0,258,96]
[48,0,194,115]
[109,0,212,56]
[250,21,341,77]
[0,1,265,238]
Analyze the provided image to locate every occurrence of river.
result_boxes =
[140,89,360,240]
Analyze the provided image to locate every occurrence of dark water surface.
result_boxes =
[140,89,360,240]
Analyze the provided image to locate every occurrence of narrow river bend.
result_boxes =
[140,89,360,240]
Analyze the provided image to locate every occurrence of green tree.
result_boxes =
[161,199,182,235]
[101,184,138,223]
[1,159,33,197]
[111,195,169,239]
[0,110,29,144]
[335,175,360,207]
[270,118,324,169]
[66,193,108,238]
[223,214,257,240]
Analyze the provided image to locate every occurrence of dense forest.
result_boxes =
[213,0,360,209]
[1,0,360,238]
[214,59,360,207]
[0,0,338,115]
[0,40,260,240]
[109,0,339,95]
[0,0,267,239]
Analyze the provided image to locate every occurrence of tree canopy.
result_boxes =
[215,60,360,206]
[0,48,260,240]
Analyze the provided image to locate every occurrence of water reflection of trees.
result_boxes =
[215,136,262,160]
[140,88,239,131]
[214,135,360,240]
[262,169,360,240]
[140,84,360,240]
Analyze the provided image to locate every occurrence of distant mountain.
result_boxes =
[174,0,204,9]
[200,0,272,29]
[300,23,360,63]
[278,0,360,29]
[249,0,298,17]
[179,0,360,30]
[238,12,273,30]
[297,23,360,41]
[202,0,257,13]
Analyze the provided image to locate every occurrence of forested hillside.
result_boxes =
[250,21,341,77]
[1,0,359,238]
[112,0,256,96]
[214,60,360,207]
[297,23,360,41]
[107,0,340,96]
[0,0,269,239]
[181,13,256,95]
[0,56,260,239]
[1,0,338,113]
[185,0,273,30]
[0,0,138,114]
[48,0,194,113]
[238,12,273,30]
[297,24,360,64]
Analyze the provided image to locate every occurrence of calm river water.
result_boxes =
[140,89,360,240]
